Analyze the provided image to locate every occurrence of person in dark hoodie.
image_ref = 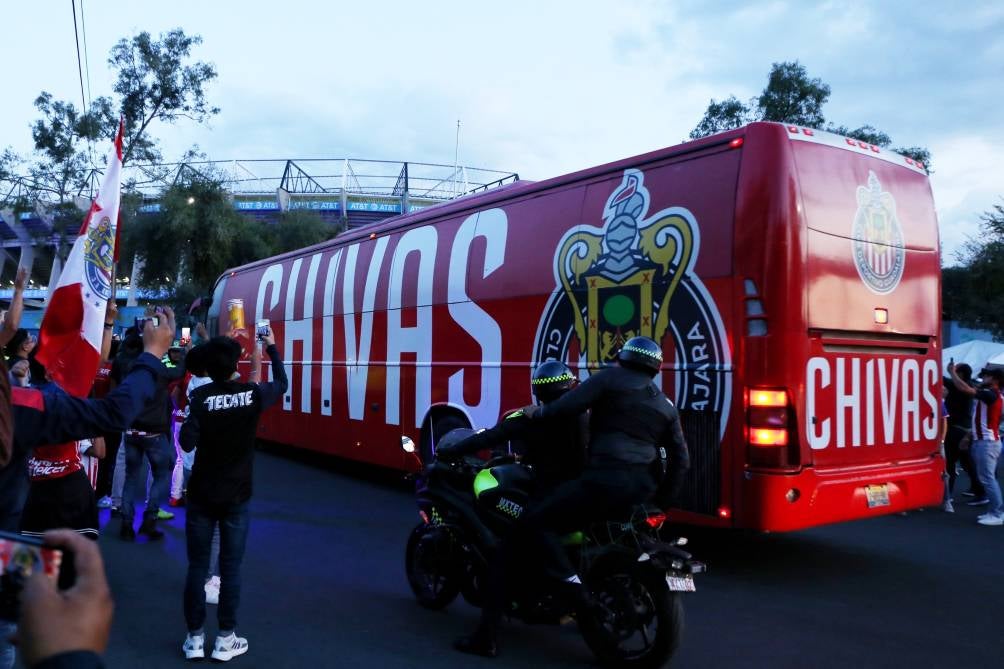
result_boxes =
[179,327,287,662]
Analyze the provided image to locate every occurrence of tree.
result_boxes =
[690,61,931,170]
[122,176,266,293]
[24,28,218,206]
[756,61,830,127]
[270,210,343,254]
[122,175,341,308]
[109,29,219,165]
[28,93,106,202]
[943,200,1004,339]
[688,96,754,139]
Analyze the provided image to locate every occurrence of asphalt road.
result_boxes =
[80,448,1003,668]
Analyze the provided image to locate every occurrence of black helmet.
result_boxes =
[531,360,576,403]
[616,336,663,376]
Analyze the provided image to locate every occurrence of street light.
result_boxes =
[187,196,196,205]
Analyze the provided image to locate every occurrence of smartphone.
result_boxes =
[255,319,270,340]
[0,531,63,621]
[134,316,160,332]
[181,327,191,340]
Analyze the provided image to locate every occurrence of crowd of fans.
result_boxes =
[943,362,1004,525]
[0,270,288,668]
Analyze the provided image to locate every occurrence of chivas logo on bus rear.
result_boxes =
[533,168,731,433]
[851,171,905,295]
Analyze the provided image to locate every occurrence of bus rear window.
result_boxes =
[792,142,938,252]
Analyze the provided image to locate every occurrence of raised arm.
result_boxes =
[256,326,288,409]
[0,267,29,347]
[100,301,118,363]
[248,339,262,384]
[948,363,977,397]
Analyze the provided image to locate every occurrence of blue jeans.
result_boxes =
[122,433,173,525]
[971,439,1003,515]
[185,500,250,633]
[0,620,14,669]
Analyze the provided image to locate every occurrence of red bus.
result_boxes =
[207,122,944,531]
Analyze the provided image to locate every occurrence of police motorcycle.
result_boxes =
[402,429,705,668]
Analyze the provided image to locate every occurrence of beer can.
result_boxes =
[227,298,246,333]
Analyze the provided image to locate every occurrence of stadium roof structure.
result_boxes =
[0,157,520,249]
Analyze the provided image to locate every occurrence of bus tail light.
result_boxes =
[749,428,788,446]
[746,386,798,469]
[749,389,787,407]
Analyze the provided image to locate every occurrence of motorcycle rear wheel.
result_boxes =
[405,523,462,610]
[579,558,684,668]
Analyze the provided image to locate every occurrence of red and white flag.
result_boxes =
[36,120,124,397]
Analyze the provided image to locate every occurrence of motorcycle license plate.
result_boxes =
[865,484,890,509]
[666,574,695,592]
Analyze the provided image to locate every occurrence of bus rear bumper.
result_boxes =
[740,455,945,532]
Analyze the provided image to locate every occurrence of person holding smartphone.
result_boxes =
[0,312,177,669]
[179,326,287,662]
[17,530,113,669]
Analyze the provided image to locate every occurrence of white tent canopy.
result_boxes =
[942,340,1004,375]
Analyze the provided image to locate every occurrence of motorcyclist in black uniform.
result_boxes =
[520,336,689,610]
[437,360,588,488]
[437,361,589,658]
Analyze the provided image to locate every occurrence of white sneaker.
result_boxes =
[205,575,221,605]
[942,500,954,513]
[183,632,205,660]
[211,633,248,662]
[977,514,1004,526]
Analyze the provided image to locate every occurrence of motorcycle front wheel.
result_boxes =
[579,558,684,668]
[405,523,462,610]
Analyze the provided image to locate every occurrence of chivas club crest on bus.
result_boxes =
[852,171,905,295]
[534,167,731,426]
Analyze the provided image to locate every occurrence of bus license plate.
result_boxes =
[666,574,695,592]
[865,484,890,508]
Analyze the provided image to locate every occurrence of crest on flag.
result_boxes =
[851,171,905,295]
[84,214,115,303]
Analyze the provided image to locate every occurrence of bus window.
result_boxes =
[206,276,228,336]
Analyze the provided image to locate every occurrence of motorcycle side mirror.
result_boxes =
[401,436,417,453]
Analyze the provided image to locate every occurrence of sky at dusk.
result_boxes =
[2,0,1001,263]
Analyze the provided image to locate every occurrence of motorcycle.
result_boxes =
[402,429,705,668]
